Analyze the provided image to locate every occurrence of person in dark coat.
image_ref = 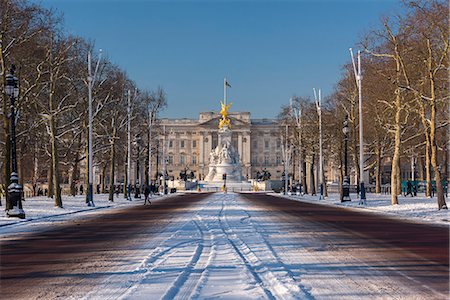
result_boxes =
[144,184,151,205]
[405,180,413,197]
[79,184,84,195]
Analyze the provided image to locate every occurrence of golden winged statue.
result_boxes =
[219,100,232,129]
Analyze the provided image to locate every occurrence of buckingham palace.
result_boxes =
[158,111,285,181]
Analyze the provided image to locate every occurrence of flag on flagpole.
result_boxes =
[225,80,231,88]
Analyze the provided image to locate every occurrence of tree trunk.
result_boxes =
[70,134,81,197]
[70,158,78,197]
[339,164,344,198]
[429,71,447,209]
[391,89,401,205]
[101,163,107,193]
[301,160,307,194]
[375,144,381,193]
[50,116,62,208]
[123,149,128,198]
[84,122,90,204]
[3,99,11,208]
[396,156,402,195]
[47,161,54,198]
[310,155,316,195]
[1,51,12,209]
[424,133,432,197]
[108,136,116,202]
[32,144,39,196]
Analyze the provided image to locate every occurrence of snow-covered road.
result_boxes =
[1,192,448,299]
[88,193,449,300]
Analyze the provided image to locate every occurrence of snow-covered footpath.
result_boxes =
[275,192,450,226]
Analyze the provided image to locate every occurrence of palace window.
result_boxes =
[192,140,197,148]
[264,156,269,165]
[180,140,185,148]
[276,156,281,164]
[168,155,173,165]
[276,139,281,149]
[180,154,185,165]
[169,140,173,148]
[192,155,197,165]
[253,140,258,148]
[265,140,269,149]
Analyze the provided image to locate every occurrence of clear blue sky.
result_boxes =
[38,0,401,118]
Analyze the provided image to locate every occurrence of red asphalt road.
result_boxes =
[241,193,449,296]
[0,192,448,299]
[0,193,211,299]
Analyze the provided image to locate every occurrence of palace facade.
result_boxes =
[158,111,285,180]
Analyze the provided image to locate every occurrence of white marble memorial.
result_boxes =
[205,125,243,182]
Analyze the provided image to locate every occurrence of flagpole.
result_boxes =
[224,77,227,105]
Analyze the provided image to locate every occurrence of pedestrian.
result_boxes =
[144,184,151,205]
[127,184,132,201]
[405,180,413,197]
[96,184,100,194]
[115,185,119,197]
[79,184,84,195]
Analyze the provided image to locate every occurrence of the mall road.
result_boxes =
[0,193,211,300]
[240,193,449,297]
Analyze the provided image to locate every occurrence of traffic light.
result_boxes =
[222,173,227,180]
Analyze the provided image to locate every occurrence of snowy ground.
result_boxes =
[274,192,450,226]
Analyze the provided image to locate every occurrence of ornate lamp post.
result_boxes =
[341,115,351,202]
[5,65,25,218]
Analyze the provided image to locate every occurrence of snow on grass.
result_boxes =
[275,192,449,226]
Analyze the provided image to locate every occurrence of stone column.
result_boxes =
[244,132,251,179]
[238,133,243,160]
[199,133,206,180]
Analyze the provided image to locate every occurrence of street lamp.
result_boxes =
[350,48,366,205]
[290,97,303,195]
[87,50,102,207]
[5,65,25,219]
[341,115,351,202]
[313,88,324,200]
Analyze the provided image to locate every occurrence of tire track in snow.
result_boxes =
[236,196,315,299]
[163,220,212,300]
[190,193,270,299]
[218,193,312,300]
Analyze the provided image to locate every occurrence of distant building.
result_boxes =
[158,111,285,181]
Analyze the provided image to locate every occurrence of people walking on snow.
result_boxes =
[405,180,414,197]
[127,184,132,201]
[144,184,151,205]
[79,184,84,195]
